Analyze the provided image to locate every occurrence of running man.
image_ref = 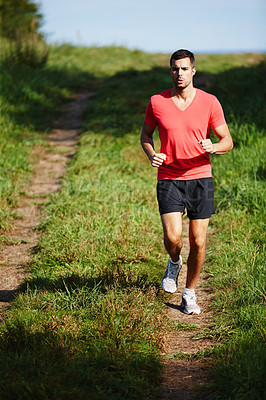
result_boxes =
[140,49,233,315]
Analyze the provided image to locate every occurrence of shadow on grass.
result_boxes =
[1,267,163,400]
[82,67,217,139]
[212,60,266,132]
[1,62,97,132]
[19,262,161,295]
[82,61,266,149]
[2,57,265,143]
[1,328,160,400]
[1,266,163,399]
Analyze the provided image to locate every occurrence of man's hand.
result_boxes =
[199,139,215,154]
[149,153,166,167]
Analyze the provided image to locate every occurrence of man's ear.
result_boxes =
[192,68,196,76]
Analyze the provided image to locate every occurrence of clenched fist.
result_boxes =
[199,139,215,154]
[149,153,167,168]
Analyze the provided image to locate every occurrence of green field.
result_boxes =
[0,45,265,399]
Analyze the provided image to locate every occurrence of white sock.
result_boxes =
[170,256,181,265]
[183,288,195,296]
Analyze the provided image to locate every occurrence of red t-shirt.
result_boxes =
[144,88,226,180]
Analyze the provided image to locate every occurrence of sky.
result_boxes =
[40,0,266,54]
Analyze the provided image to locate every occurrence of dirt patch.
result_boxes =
[0,92,92,314]
[160,220,216,399]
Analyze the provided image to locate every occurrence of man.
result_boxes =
[140,49,233,315]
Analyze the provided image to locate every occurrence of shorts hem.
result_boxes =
[187,211,215,220]
[159,209,185,216]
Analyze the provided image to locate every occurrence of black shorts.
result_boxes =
[157,178,215,220]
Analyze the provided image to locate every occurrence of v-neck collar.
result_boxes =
[170,88,198,112]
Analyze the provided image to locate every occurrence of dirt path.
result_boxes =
[160,220,216,399]
[0,92,92,314]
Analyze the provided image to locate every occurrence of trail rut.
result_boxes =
[160,221,216,399]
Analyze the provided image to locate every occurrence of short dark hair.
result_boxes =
[170,49,195,68]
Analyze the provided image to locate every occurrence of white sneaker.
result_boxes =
[181,292,201,315]
[161,256,182,293]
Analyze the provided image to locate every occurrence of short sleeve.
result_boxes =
[209,97,226,129]
[144,99,158,128]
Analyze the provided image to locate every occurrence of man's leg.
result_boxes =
[186,218,210,289]
[160,212,183,293]
[180,218,209,314]
[161,212,183,262]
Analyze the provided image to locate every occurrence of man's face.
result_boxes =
[170,57,196,89]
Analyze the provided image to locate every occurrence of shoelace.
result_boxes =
[168,264,178,279]
[185,294,197,304]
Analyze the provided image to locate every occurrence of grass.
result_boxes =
[0,44,265,399]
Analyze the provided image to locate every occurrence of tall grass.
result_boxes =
[0,46,265,399]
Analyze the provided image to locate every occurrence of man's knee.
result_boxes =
[164,232,183,250]
[189,233,206,250]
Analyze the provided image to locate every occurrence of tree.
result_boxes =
[0,0,48,67]
[0,0,44,41]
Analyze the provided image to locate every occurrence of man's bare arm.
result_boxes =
[199,124,233,155]
[140,121,166,167]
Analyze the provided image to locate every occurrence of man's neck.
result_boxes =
[172,85,196,101]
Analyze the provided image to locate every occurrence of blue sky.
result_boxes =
[40,0,266,53]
